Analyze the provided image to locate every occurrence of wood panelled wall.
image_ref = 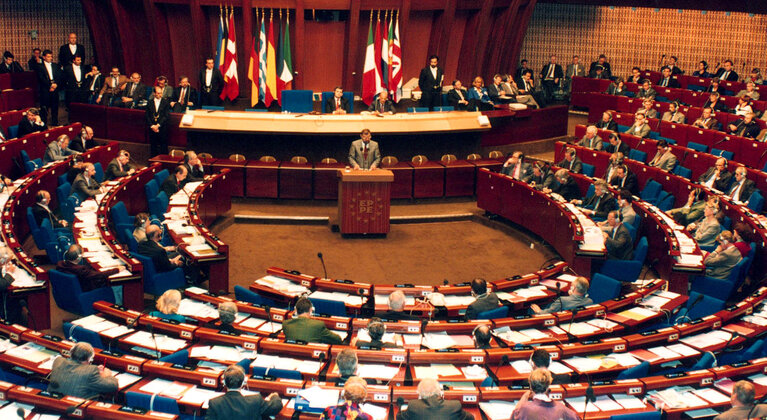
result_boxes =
[78,0,537,99]
[519,4,767,81]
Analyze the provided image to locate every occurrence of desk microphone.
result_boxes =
[722,331,741,352]
[713,137,728,147]
[65,399,89,416]
[583,380,596,420]
[490,354,509,385]
[317,252,328,280]
[443,279,449,286]
[147,324,161,360]
[16,407,24,419]
[566,307,580,341]
[677,294,703,324]
[555,282,564,313]
[420,318,428,337]
[396,396,405,410]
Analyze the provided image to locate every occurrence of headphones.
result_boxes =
[36,191,48,204]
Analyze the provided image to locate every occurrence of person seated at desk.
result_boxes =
[56,244,121,303]
[17,108,47,138]
[605,132,630,156]
[732,223,753,258]
[728,112,761,139]
[604,153,625,184]
[321,376,374,420]
[487,73,514,104]
[48,342,118,399]
[597,111,618,132]
[692,61,710,78]
[662,101,686,123]
[733,96,753,117]
[500,151,532,180]
[397,377,474,420]
[118,72,147,109]
[624,112,651,138]
[325,86,351,114]
[150,289,186,323]
[727,166,756,203]
[698,158,732,192]
[161,165,188,197]
[0,248,26,325]
[283,297,343,344]
[503,74,539,109]
[635,99,658,119]
[597,190,637,232]
[466,76,495,111]
[714,379,767,420]
[603,210,633,260]
[465,278,500,320]
[170,76,196,113]
[530,276,592,314]
[31,190,68,228]
[648,140,677,171]
[636,79,657,100]
[691,107,718,130]
[367,90,395,114]
[604,77,628,96]
[446,79,469,111]
[543,169,581,201]
[703,231,742,281]
[657,66,680,88]
[354,317,399,349]
[138,224,186,274]
[556,147,582,174]
[70,162,104,201]
[703,92,728,113]
[132,212,151,243]
[104,150,135,181]
[43,134,77,164]
[0,51,24,74]
[68,125,97,153]
[348,128,381,171]
[473,325,493,349]
[531,348,551,370]
[571,179,617,220]
[736,81,760,101]
[510,368,579,420]
[524,162,555,191]
[183,150,205,183]
[686,201,722,248]
[576,125,602,150]
[207,364,282,420]
[668,192,716,225]
[609,165,639,196]
[379,290,417,321]
[335,348,373,386]
[206,301,241,334]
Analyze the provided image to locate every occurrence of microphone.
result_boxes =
[317,252,328,280]
[147,324,161,360]
[17,407,24,419]
[677,294,704,324]
[396,397,405,415]
[583,380,596,420]
[566,307,580,341]
[490,354,509,385]
[420,318,428,337]
[555,282,564,313]
[722,331,741,352]
[713,137,727,147]
[443,279,449,286]
[65,399,89,416]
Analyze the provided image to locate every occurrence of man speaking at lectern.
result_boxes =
[348,128,381,170]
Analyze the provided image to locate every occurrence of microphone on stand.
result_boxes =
[16,407,25,419]
[317,252,328,280]
[489,354,510,385]
[147,324,161,360]
[722,331,741,352]
[583,379,596,420]
[566,307,580,341]
[555,282,564,313]
[676,294,704,324]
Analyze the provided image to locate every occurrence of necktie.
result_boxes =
[363,143,368,161]
[732,182,742,200]
[612,227,617,239]
[662,79,667,87]
[722,71,729,80]
[130,83,135,96]
[548,64,555,79]
[112,78,116,88]
[621,177,626,187]
[573,65,578,76]
[336,99,340,110]
[180,88,186,104]
[90,75,97,91]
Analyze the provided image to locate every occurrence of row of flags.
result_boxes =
[215,7,402,107]
[363,10,403,105]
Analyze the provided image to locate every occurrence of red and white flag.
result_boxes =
[220,10,239,101]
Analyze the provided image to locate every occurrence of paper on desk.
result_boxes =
[356,363,402,380]
[613,394,646,409]
[511,360,532,374]
[255,275,309,296]
[479,401,516,420]
[184,181,202,193]
[587,318,618,330]
[422,332,458,350]
[140,377,173,394]
[692,388,729,404]
[592,395,622,411]
[190,346,210,359]
[0,338,14,353]
[179,386,224,409]
[298,386,341,409]
[617,307,657,321]
[750,373,767,387]
[10,268,44,288]
[566,396,600,413]
[357,328,398,345]
[71,314,106,328]
[5,343,56,364]
[666,343,699,357]
[177,299,218,318]
[414,364,462,378]
[359,403,388,420]
[549,361,572,374]
[514,286,548,298]
[460,365,487,379]
[208,345,245,362]
[114,372,141,389]
[564,357,602,372]
[101,325,133,339]
[0,403,35,419]
[519,328,548,340]
[648,346,682,360]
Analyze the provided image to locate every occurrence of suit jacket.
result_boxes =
[596,119,618,132]
[16,117,46,138]
[541,294,594,313]
[698,168,733,192]
[656,77,680,88]
[552,177,581,201]
[43,140,75,164]
[605,141,630,156]
[446,88,469,110]
[348,139,381,170]
[378,310,418,321]
[68,135,96,153]
[183,163,205,183]
[48,358,118,399]
[714,68,739,82]
[714,404,767,420]
[728,178,756,203]
[58,43,85,65]
[625,123,651,138]
[31,203,66,228]
[85,73,103,94]
[146,98,171,131]
[99,74,129,97]
[418,66,444,93]
[397,395,474,420]
[605,223,633,260]
[206,390,282,420]
[105,158,131,181]
[368,99,395,113]
[56,260,117,291]
[693,117,717,130]
[161,175,182,198]
[582,192,618,220]
[525,171,555,190]
[199,67,225,95]
[501,162,533,180]
[70,173,101,201]
[662,111,686,123]
[639,108,659,119]
[465,292,500,320]
[649,150,677,171]
[731,119,761,139]
[610,172,640,196]
[37,62,63,94]
[703,99,727,113]
[540,63,564,80]
[693,217,721,247]
[282,317,342,344]
[637,87,657,100]
[704,246,742,280]
[605,84,628,96]
[565,63,585,78]
[121,82,148,106]
[171,86,197,112]
[589,61,612,78]
[577,135,603,150]
[557,157,583,173]
[63,64,88,92]
[487,83,511,102]
[324,95,351,114]
[137,239,176,272]
[0,61,24,74]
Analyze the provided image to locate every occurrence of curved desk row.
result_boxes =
[0,122,82,180]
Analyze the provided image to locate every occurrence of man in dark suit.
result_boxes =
[282,297,343,344]
[397,378,473,420]
[138,224,184,272]
[325,86,351,114]
[207,365,282,420]
[487,74,513,104]
[37,49,63,125]
[84,65,103,104]
[58,32,85,65]
[182,151,204,183]
[665,56,684,75]
[355,318,399,348]
[539,54,563,103]
[170,76,197,113]
[367,90,395,114]
[597,111,618,131]
[17,108,47,138]
[118,73,148,109]
[56,244,118,292]
[500,151,532,180]
[0,51,24,74]
[379,290,418,321]
[69,126,96,153]
[524,162,556,191]
[70,162,103,201]
[574,179,617,220]
[531,277,593,314]
[589,55,612,79]
[27,48,42,72]
[715,60,739,82]
[603,210,633,260]
[63,56,88,106]
[105,150,135,181]
[418,55,444,110]
[703,93,728,113]
[728,167,756,203]
[545,169,581,201]
[465,278,500,320]
[31,190,68,228]
[446,80,469,111]
[657,66,680,88]
[48,342,118,399]
[609,165,639,196]
[161,165,188,197]
[146,85,171,156]
[199,58,224,107]
[728,113,760,139]
[698,158,732,192]
[557,148,583,173]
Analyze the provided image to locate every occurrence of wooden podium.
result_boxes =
[338,169,394,235]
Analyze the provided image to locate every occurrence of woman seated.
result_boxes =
[686,202,722,248]
[320,376,373,420]
[605,77,628,96]
[734,96,753,117]
[692,61,710,78]
[150,289,186,323]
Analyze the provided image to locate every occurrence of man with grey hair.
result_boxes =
[48,342,118,399]
[397,377,473,419]
[577,125,602,150]
[727,166,756,203]
[531,277,592,314]
[380,290,416,321]
[44,134,76,164]
[207,364,282,419]
[714,380,767,419]
[355,317,398,348]
[207,301,240,334]
[336,348,359,385]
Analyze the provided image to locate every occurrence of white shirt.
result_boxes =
[73,64,81,82]
[205,69,212,86]
[154,97,161,112]
[430,66,437,80]
[703,171,718,189]
[44,62,53,80]
[89,74,99,91]
[69,44,77,54]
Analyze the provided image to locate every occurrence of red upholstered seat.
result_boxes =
[279,159,313,199]
[0,88,34,112]
[686,126,717,149]
[659,121,688,145]
[245,159,279,198]
[106,107,147,143]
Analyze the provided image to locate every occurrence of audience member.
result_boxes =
[355,318,398,348]
[669,192,716,225]
[692,61,710,78]
[636,79,656,100]
[657,66,680,88]
[589,54,612,79]
[0,51,24,74]
[206,301,240,334]
[605,132,630,155]
[348,128,381,170]
[628,67,642,84]
[715,60,739,81]
[732,223,753,258]
[691,107,717,130]
[515,59,532,81]
[418,55,444,110]
[665,56,683,75]
[703,231,742,281]
[597,111,618,131]
[727,166,756,203]
[84,65,103,104]
[605,77,627,96]
[648,140,677,171]
[105,150,135,180]
[703,92,727,113]
[524,162,555,191]
[133,212,151,242]
[182,151,205,183]
[563,55,585,93]
[698,158,732,191]
[473,325,493,349]
[572,179,617,219]
[599,190,636,231]
[56,244,119,295]
[44,134,76,164]
[70,162,103,201]
[603,210,633,260]
[603,152,625,182]
[150,289,186,322]
[335,348,361,385]
[531,348,551,369]
[729,112,760,138]
[500,151,532,180]
[397,377,473,420]
[147,85,171,156]
[368,89,395,114]
[199,57,224,107]
[31,190,68,228]
[119,72,147,109]
[465,278,500,320]
[511,368,579,420]
[662,101,686,123]
[68,125,96,153]
[48,342,118,399]
[37,49,62,125]
[636,98,658,119]
[58,32,85,65]
[577,125,603,150]
[446,80,469,111]
[736,81,760,101]
[487,73,514,104]
[516,70,540,106]
[624,112,651,138]
[27,48,42,72]
[162,165,188,197]
[97,66,128,106]
[380,290,417,321]
[207,364,282,419]
[545,169,580,201]
[138,224,185,274]
[0,248,25,325]
[530,276,592,314]
[686,201,722,247]
[707,78,725,95]
[733,96,753,117]
[283,297,343,344]
[170,76,196,113]
[504,74,539,108]
[746,68,764,85]
[556,147,583,173]
[609,165,639,195]
[714,380,767,420]
[539,55,563,102]
[155,75,173,99]
[321,376,374,420]
[466,76,494,111]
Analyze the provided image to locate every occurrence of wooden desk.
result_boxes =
[337,169,393,235]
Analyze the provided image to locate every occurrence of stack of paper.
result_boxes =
[179,386,224,409]
[355,363,402,380]
[5,342,57,364]
[413,364,462,378]
[177,299,218,318]
[359,403,388,420]
[297,386,341,409]
[255,275,309,296]
[479,401,516,420]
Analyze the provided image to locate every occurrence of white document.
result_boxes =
[613,394,646,409]
[479,401,517,420]
[592,395,623,411]
[359,403,388,420]
[566,396,600,413]
[114,372,141,389]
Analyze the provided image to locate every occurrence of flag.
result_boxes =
[373,12,384,97]
[247,21,259,107]
[361,12,377,105]
[264,13,277,108]
[215,8,226,74]
[258,16,267,104]
[220,9,239,101]
[277,14,293,105]
[388,13,402,102]
[380,12,389,91]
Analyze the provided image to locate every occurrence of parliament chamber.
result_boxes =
[2,0,767,419]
